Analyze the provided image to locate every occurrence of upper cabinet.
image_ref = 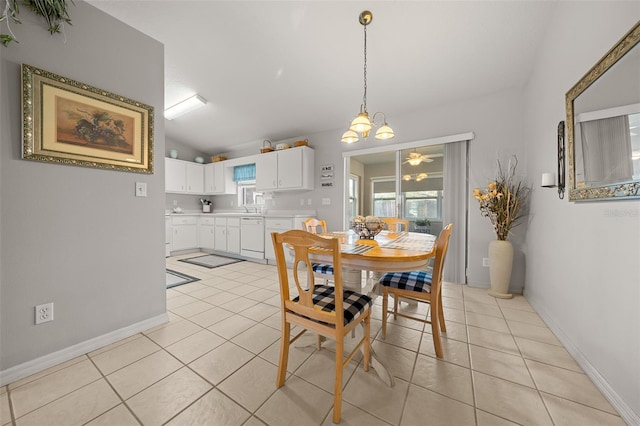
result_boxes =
[256,146,314,191]
[185,162,204,194]
[165,146,314,195]
[204,162,236,195]
[165,158,186,193]
[165,158,203,194]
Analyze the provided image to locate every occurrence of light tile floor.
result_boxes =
[1,253,625,425]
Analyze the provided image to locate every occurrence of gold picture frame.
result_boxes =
[21,64,154,174]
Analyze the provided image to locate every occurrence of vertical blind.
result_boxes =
[233,164,256,182]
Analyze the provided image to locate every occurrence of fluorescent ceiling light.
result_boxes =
[164,94,207,120]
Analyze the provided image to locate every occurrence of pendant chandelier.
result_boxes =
[341,10,394,144]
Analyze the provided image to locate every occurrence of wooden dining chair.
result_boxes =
[302,217,334,283]
[379,224,453,358]
[381,218,409,233]
[271,230,372,424]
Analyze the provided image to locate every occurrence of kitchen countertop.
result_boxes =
[165,209,316,218]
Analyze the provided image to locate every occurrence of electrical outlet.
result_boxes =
[173,200,178,206]
[307,199,312,206]
[482,258,489,267]
[35,302,54,324]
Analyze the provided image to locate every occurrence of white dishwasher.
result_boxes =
[240,217,265,259]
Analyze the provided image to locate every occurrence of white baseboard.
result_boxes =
[0,313,169,387]
[526,296,639,426]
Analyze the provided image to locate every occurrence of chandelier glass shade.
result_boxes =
[341,11,394,144]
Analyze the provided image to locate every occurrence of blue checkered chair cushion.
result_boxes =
[293,284,372,326]
[379,271,433,293]
[312,263,334,275]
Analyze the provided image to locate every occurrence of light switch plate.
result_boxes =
[322,198,331,205]
[135,182,147,197]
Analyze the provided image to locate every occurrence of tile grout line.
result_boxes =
[85,354,144,426]
[498,295,557,425]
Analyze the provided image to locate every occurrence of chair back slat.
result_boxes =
[430,224,453,299]
[302,218,328,235]
[381,218,409,233]
[272,230,344,327]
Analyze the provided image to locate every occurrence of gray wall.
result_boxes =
[218,87,527,290]
[0,1,166,372]
[523,2,640,420]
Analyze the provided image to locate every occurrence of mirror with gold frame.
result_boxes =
[566,21,640,201]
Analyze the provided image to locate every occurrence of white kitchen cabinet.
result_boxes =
[171,215,198,252]
[256,146,314,191]
[165,216,172,257]
[226,217,241,254]
[264,217,293,261]
[213,216,241,254]
[165,158,204,194]
[198,216,216,250]
[165,158,186,192]
[204,162,236,195]
[214,217,227,251]
[185,163,204,194]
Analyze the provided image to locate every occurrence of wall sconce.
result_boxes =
[541,172,556,187]
[541,121,566,199]
[557,120,566,199]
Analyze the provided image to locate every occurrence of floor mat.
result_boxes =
[178,254,243,269]
[166,269,200,289]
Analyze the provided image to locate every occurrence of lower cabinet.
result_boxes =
[214,218,227,251]
[171,215,198,251]
[170,214,302,260]
[165,216,172,257]
[213,217,240,254]
[199,216,215,250]
[226,217,241,254]
[264,217,294,262]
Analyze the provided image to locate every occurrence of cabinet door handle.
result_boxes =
[278,180,282,186]
[273,180,277,187]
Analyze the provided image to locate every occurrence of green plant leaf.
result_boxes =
[0,34,16,46]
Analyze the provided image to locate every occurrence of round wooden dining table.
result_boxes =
[308,229,438,387]
[311,229,437,273]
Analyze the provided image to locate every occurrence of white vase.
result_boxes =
[488,240,514,299]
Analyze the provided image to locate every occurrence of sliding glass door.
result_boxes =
[343,133,472,283]
[399,146,444,235]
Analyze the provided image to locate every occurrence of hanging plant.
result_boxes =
[1,0,73,46]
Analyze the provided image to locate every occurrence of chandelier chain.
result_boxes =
[362,23,367,112]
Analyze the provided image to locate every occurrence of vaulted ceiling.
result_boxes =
[88,1,556,154]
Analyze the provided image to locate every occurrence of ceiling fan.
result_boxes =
[403,151,434,166]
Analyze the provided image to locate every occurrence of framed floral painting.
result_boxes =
[21,64,154,174]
